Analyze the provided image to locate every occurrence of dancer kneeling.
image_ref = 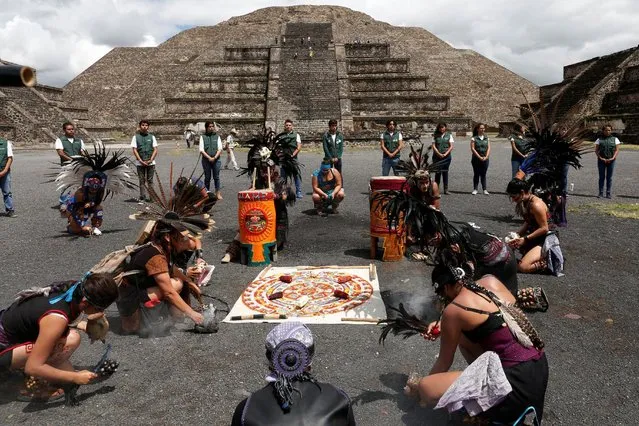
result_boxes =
[232,322,355,425]
[405,263,548,423]
[506,178,558,274]
[312,160,344,217]
[117,222,206,336]
[121,178,214,336]
[0,273,118,402]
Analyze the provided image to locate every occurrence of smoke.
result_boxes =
[193,304,219,333]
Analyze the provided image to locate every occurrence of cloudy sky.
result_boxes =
[1,0,638,87]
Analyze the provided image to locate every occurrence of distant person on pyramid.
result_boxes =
[322,119,345,184]
[54,122,85,209]
[380,119,404,176]
[199,121,224,200]
[131,120,158,204]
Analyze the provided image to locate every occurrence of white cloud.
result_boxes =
[1,0,638,86]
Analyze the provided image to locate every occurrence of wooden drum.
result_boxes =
[369,176,406,261]
[238,189,277,266]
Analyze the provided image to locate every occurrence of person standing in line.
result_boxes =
[199,121,223,200]
[380,120,404,176]
[432,122,454,194]
[0,136,16,217]
[509,124,530,178]
[594,124,621,199]
[224,128,240,171]
[280,119,303,199]
[54,122,85,208]
[470,123,491,195]
[131,120,158,204]
[322,119,344,185]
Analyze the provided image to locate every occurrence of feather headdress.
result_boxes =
[378,303,431,344]
[239,127,301,202]
[129,166,214,238]
[55,144,136,199]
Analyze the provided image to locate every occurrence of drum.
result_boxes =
[369,176,407,261]
[238,189,277,266]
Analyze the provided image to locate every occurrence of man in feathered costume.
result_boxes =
[221,128,300,263]
[56,146,135,236]
[122,171,215,336]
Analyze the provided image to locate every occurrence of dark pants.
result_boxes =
[136,165,155,199]
[597,159,615,196]
[0,171,14,212]
[511,158,523,178]
[202,157,221,191]
[434,155,452,190]
[333,158,343,187]
[471,157,489,191]
[280,166,302,195]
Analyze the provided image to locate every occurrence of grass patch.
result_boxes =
[569,202,639,219]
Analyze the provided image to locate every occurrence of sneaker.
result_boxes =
[597,193,603,198]
[296,192,304,199]
[221,253,231,264]
[6,210,16,218]
[224,166,229,170]
[471,190,478,195]
[606,194,612,199]
[233,167,240,171]
[92,227,102,236]
[137,199,144,205]
[216,192,223,201]
[483,190,490,195]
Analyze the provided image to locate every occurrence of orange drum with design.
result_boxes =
[238,189,277,266]
[369,176,406,261]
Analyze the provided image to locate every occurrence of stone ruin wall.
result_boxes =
[58,6,539,144]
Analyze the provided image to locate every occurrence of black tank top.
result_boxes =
[232,381,355,426]
[1,293,77,344]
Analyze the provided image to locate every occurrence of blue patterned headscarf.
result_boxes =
[265,322,317,411]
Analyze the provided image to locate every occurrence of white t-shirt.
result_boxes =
[4,140,14,157]
[54,137,86,151]
[594,137,621,146]
[379,131,403,142]
[226,135,237,149]
[199,135,223,156]
[130,135,159,166]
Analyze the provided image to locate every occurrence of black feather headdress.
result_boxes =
[239,127,301,190]
[378,303,431,344]
[129,165,214,238]
[55,144,136,200]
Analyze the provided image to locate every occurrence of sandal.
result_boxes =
[516,287,549,312]
[17,387,65,403]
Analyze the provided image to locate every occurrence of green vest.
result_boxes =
[202,133,220,157]
[473,136,489,156]
[281,131,299,157]
[382,131,401,158]
[598,136,617,159]
[434,132,452,157]
[135,133,155,161]
[510,134,529,160]
[0,138,8,170]
[60,136,82,156]
[322,131,344,159]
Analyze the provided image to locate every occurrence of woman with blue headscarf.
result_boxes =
[232,322,355,425]
[0,273,118,402]
[311,160,345,217]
